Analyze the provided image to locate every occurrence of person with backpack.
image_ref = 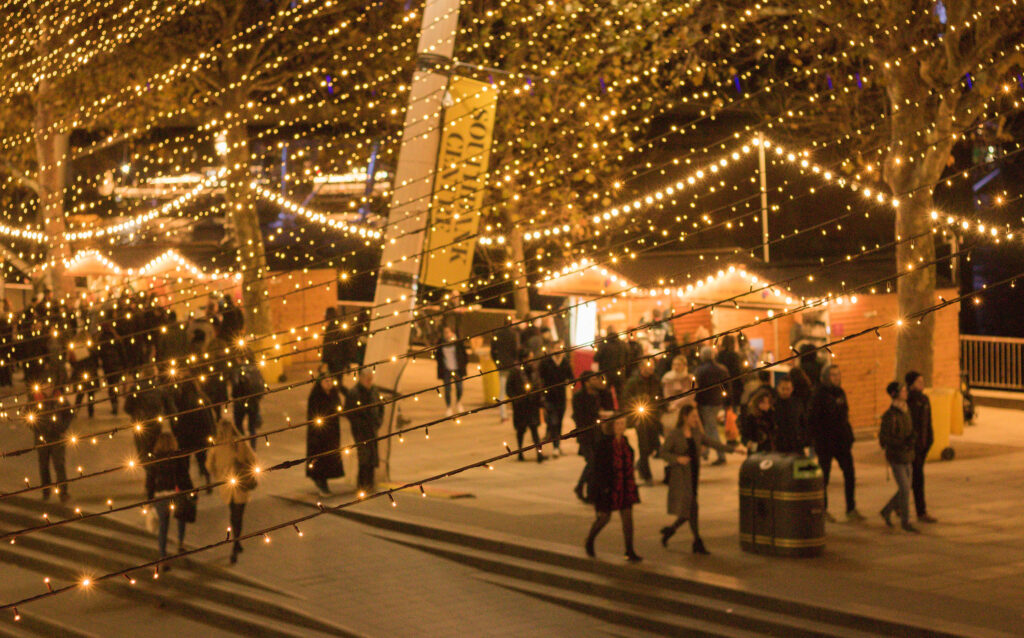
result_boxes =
[231,350,266,447]
[878,382,920,533]
[206,419,259,564]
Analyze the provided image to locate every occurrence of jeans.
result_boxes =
[817,446,857,513]
[884,462,912,525]
[912,454,929,516]
[498,371,510,420]
[37,444,68,498]
[154,499,185,557]
[233,400,262,448]
[442,373,463,407]
[229,500,245,553]
[544,402,566,449]
[697,405,726,461]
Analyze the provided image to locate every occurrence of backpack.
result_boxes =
[877,412,896,450]
[236,361,266,396]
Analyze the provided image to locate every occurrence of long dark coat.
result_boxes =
[306,383,346,480]
[506,366,542,432]
[124,379,177,458]
[590,435,640,512]
[808,383,854,454]
[173,381,216,452]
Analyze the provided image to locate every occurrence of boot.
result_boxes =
[692,538,710,555]
[584,535,596,558]
[660,526,676,547]
[624,549,643,563]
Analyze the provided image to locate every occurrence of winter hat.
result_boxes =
[904,371,923,387]
[886,381,903,399]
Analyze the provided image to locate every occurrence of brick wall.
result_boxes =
[266,269,339,370]
[823,288,960,433]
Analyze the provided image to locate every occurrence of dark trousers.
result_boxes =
[515,422,541,458]
[912,454,928,516]
[37,443,68,497]
[154,499,185,557]
[576,449,593,492]
[233,400,262,447]
[356,445,376,490]
[104,372,121,414]
[229,500,245,553]
[442,373,464,406]
[817,446,856,513]
[635,421,660,482]
[544,402,566,449]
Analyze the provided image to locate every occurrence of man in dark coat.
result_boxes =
[905,371,938,523]
[808,365,863,522]
[95,322,125,415]
[28,379,74,501]
[715,335,746,410]
[571,373,614,502]
[539,343,574,455]
[694,346,729,464]
[124,365,178,461]
[490,319,519,422]
[773,377,807,453]
[594,327,629,406]
[306,374,347,494]
[173,378,216,485]
[507,351,545,462]
[347,370,384,493]
[623,360,663,484]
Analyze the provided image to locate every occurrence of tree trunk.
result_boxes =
[883,78,956,386]
[224,117,272,340]
[507,224,531,318]
[33,79,71,296]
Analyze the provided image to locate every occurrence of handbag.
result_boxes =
[173,492,198,523]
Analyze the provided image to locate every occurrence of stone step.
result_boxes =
[0,524,358,638]
[319,505,975,638]
[375,532,873,638]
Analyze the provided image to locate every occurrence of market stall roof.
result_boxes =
[536,260,638,297]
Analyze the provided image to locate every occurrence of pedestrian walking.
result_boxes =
[715,335,746,410]
[95,322,125,415]
[623,359,663,484]
[146,431,193,565]
[321,307,349,378]
[585,417,642,562]
[539,342,574,455]
[739,387,776,452]
[571,373,614,502]
[659,405,737,554]
[124,364,178,461]
[347,369,384,493]
[905,371,938,524]
[68,331,99,418]
[27,379,73,502]
[231,350,266,446]
[172,378,216,486]
[201,331,231,418]
[205,419,259,564]
[660,355,694,435]
[507,350,545,462]
[878,382,920,533]
[435,325,468,417]
[808,365,864,522]
[773,377,807,453]
[489,318,519,423]
[594,327,629,406]
[305,372,347,495]
[694,346,729,464]
[0,300,14,387]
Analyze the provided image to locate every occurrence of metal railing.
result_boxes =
[960,335,1024,391]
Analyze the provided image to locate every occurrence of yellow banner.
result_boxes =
[421,77,498,289]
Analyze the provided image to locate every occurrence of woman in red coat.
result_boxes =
[585,417,642,562]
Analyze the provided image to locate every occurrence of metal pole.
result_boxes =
[758,139,769,263]
[360,0,462,481]
[757,139,781,365]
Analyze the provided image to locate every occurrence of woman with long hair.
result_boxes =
[659,405,737,554]
[205,419,259,564]
[585,417,641,562]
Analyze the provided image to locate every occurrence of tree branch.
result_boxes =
[0,160,39,194]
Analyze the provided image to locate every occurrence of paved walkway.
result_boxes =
[1,358,1022,635]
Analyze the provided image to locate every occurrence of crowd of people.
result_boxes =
[479,314,939,562]
[11,289,262,567]
[8,290,939,569]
